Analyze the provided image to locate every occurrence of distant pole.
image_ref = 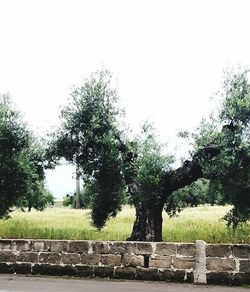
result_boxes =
[75,166,81,209]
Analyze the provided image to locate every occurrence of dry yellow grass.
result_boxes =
[0,205,249,243]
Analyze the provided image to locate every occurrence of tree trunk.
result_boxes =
[127,202,164,242]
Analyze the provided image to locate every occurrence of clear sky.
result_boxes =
[1,0,250,198]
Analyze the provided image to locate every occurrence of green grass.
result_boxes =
[0,205,249,243]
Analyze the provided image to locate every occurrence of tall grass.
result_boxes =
[0,205,249,243]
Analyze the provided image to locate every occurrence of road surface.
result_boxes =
[0,274,248,292]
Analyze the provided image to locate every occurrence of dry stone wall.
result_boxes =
[0,239,249,285]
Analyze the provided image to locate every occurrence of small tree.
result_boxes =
[0,95,48,217]
[48,70,126,228]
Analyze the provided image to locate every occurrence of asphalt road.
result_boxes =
[0,274,248,292]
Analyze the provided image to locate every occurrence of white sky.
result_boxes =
[1,0,250,198]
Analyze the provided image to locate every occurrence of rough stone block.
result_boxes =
[1,263,31,274]
[61,253,81,265]
[155,243,177,256]
[239,260,250,273]
[136,267,159,281]
[173,257,195,270]
[81,254,101,265]
[32,241,50,251]
[177,244,195,257]
[16,252,38,263]
[133,242,153,255]
[74,265,94,277]
[206,244,231,258]
[39,252,61,265]
[0,251,16,262]
[206,272,234,285]
[159,269,185,283]
[68,241,89,253]
[101,254,121,267]
[12,263,31,274]
[50,241,69,253]
[92,242,110,254]
[149,256,172,268]
[0,262,12,273]
[121,254,144,267]
[233,273,250,286]
[206,258,236,272]
[114,267,136,279]
[13,240,31,251]
[0,240,12,250]
[32,264,75,276]
[94,266,114,278]
[232,245,250,259]
[109,242,128,254]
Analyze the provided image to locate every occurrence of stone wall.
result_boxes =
[0,239,249,285]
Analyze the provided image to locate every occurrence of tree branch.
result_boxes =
[162,145,220,199]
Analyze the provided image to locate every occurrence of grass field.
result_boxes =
[0,205,249,243]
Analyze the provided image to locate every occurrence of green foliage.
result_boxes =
[49,70,126,229]
[18,187,54,212]
[165,179,224,216]
[0,95,48,217]
[191,68,250,227]
[135,122,174,206]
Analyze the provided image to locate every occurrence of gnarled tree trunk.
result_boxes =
[127,146,220,242]
[127,201,164,242]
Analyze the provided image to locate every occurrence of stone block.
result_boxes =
[101,254,121,267]
[32,241,50,251]
[109,242,128,254]
[206,244,231,258]
[239,260,250,273]
[173,257,195,270]
[92,242,110,254]
[121,254,144,267]
[0,251,16,262]
[133,242,153,255]
[158,269,185,283]
[114,267,136,279]
[50,241,69,253]
[74,265,94,277]
[0,262,12,273]
[94,266,114,278]
[177,244,195,257]
[149,256,172,268]
[39,252,61,265]
[68,241,89,253]
[13,240,31,251]
[32,264,75,276]
[233,273,250,286]
[136,267,159,281]
[232,245,250,259]
[206,258,236,272]
[11,263,31,274]
[81,254,101,265]
[16,252,38,263]
[0,240,12,250]
[61,253,81,265]
[155,243,177,256]
[206,272,234,285]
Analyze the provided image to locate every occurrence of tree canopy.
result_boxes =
[48,67,250,241]
[0,95,49,217]
[47,70,126,228]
